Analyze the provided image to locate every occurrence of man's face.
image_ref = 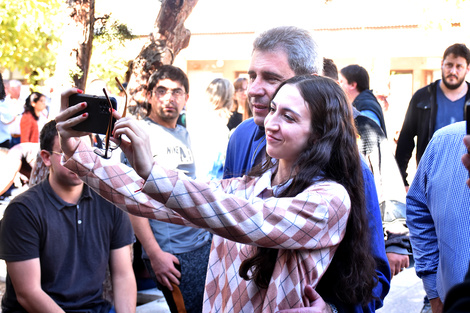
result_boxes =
[441,54,470,90]
[247,49,296,126]
[148,79,188,128]
[9,86,21,100]
[46,137,83,187]
[338,73,355,103]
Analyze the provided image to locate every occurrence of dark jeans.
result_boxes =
[0,140,10,149]
[143,240,211,313]
[9,137,20,148]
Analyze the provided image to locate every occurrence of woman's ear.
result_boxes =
[40,150,52,167]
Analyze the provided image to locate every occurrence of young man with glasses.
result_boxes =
[124,65,212,313]
[0,120,136,313]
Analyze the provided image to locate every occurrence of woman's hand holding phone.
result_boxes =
[56,88,93,158]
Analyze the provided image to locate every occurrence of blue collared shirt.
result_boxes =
[407,121,470,301]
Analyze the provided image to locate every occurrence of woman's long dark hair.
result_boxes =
[238,75,377,305]
[23,92,45,121]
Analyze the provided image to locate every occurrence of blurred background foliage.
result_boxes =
[90,14,137,95]
[0,0,137,94]
[0,0,64,86]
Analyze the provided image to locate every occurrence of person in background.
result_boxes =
[123,65,212,313]
[322,58,339,81]
[338,64,387,136]
[323,58,411,278]
[190,78,233,181]
[4,80,23,147]
[0,120,136,313]
[223,25,390,313]
[0,73,13,149]
[0,91,48,198]
[227,77,251,130]
[407,121,470,313]
[395,43,470,188]
[20,92,48,143]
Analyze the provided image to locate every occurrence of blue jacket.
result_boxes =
[224,118,391,312]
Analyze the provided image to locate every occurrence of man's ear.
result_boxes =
[40,150,52,167]
[145,89,153,102]
[351,81,358,90]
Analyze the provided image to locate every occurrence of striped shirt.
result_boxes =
[64,141,351,312]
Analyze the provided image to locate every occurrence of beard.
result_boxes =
[157,107,179,121]
[442,73,466,90]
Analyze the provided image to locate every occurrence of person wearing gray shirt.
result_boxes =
[124,65,212,313]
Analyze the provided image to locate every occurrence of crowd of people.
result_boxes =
[0,25,469,313]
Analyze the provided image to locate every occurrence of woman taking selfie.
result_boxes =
[56,75,376,312]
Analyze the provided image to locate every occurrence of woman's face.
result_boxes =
[264,84,312,168]
[234,80,247,105]
[34,96,47,112]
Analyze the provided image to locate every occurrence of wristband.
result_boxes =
[328,303,338,313]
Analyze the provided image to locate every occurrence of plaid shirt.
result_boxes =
[64,141,351,312]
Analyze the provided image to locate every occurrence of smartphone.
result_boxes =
[68,93,117,135]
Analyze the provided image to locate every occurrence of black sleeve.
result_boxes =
[109,205,135,250]
[0,201,41,262]
[395,95,419,186]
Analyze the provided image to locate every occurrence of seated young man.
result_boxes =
[0,120,136,313]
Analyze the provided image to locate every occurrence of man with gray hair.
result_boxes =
[224,26,391,312]
[0,74,12,148]
[4,79,23,147]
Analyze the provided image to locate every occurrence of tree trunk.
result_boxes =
[66,0,95,91]
[127,0,199,118]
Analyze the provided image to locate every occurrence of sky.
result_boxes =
[97,0,469,36]
[96,0,161,35]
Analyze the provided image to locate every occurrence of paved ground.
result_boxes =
[0,186,425,312]
[378,266,426,312]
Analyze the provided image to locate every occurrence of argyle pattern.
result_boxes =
[64,142,351,312]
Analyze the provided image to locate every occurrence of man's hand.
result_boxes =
[148,250,181,291]
[387,252,410,277]
[277,285,332,313]
[430,297,443,313]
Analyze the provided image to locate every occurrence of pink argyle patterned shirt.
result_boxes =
[64,142,351,313]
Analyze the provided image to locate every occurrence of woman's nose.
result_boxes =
[265,115,280,131]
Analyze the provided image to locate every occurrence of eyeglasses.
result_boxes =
[50,151,62,156]
[154,87,186,98]
[93,87,122,159]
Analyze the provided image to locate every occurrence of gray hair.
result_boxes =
[252,26,323,75]
[8,80,22,88]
